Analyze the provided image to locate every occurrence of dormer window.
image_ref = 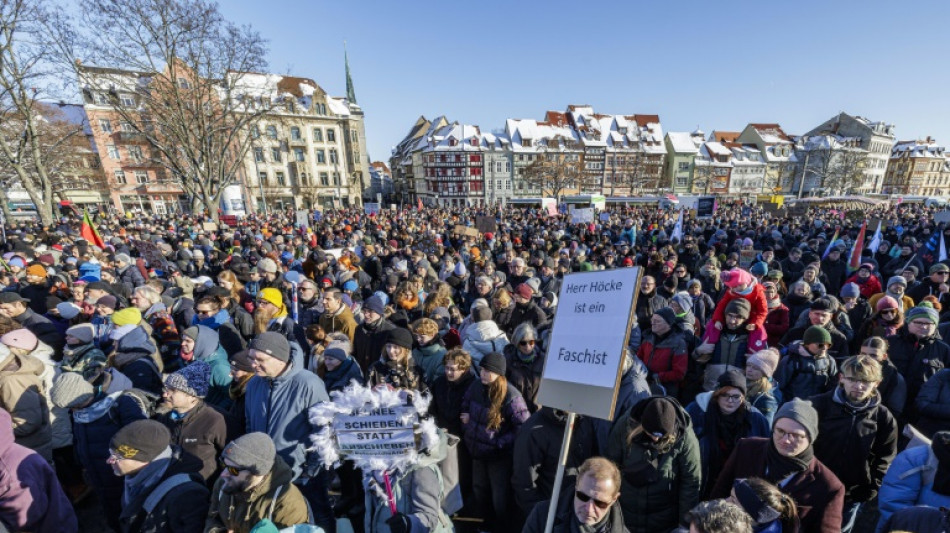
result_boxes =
[449,138,458,147]
[470,138,479,147]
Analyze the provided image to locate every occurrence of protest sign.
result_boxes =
[739,249,759,269]
[537,266,641,420]
[570,208,594,224]
[541,198,557,216]
[935,211,950,224]
[324,248,344,260]
[599,212,610,222]
[475,215,497,234]
[454,225,480,238]
[697,196,716,219]
[201,222,218,232]
[333,406,417,457]
[364,203,381,215]
[133,240,167,269]
[295,210,310,229]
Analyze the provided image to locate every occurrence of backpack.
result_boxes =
[781,351,833,399]
[109,388,161,423]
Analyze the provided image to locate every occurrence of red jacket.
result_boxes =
[712,283,768,328]
[764,304,790,347]
[844,273,882,300]
[637,331,688,385]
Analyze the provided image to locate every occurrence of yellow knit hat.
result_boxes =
[112,307,142,327]
[258,288,287,317]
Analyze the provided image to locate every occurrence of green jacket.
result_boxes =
[605,397,701,533]
[205,455,310,533]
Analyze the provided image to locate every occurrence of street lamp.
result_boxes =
[797,153,823,199]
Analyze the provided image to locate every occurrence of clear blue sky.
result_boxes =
[220,1,950,164]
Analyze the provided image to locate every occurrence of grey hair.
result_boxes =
[133,285,162,306]
[511,322,537,346]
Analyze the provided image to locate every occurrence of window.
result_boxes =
[251,125,260,138]
[99,119,112,133]
[327,129,336,142]
[351,129,358,142]
[313,128,323,142]
[120,93,135,107]
[320,172,329,186]
[114,169,127,184]
[506,180,511,190]
[107,144,120,160]
[329,149,338,164]
[271,148,281,162]
[266,125,278,139]
[316,103,327,115]
[354,150,360,164]
[291,127,301,140]
[95,92,109,105]
[178,78,191,90]
[135,171,149,184]
[276,172,286,186]
[128,146,143,161]
[254,147,264,162]
[332,172,341,185]
[300,173,308,186]
[505,162,511,172]
[293,148,305,162]
[678,162,690,171]
[120,121,135,132]
[259,171,268,185]
[316,149,326,163]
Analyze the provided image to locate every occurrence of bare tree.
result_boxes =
[48,0,271,221]
[825,147,867,195]
[521,147,587,202]
[609,150,651,195]
[0,0,85,224]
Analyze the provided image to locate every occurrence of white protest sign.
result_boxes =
[364,202,381,215]
[295,209,310,229]
[599,212,610,222]
[324,248,344,260]
[537,266,641,420]
[571,208,594,224]
[333,406,417,457]
[935,211,950,224]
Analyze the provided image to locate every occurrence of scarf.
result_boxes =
[766,294,781,310]
[707,403,748,477]
[764,438,812,485]
[832,386,879,413]
[192,309,231,330]
[110,324,136,342]
[885,289,904,302]
[144,301,167,318]
[122,446,172,508]
[72,392,120,424]
[577,507,612,533]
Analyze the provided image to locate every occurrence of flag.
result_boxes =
[417,197,423,211]
[847,221,867,273]
[821,226,841,260]
[80,209,105,248]
[867,221,882,255]
[941,233,948,262]
[670,208,684,242]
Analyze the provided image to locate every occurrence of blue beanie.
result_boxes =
[164,360,211,398]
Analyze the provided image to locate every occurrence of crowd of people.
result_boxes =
[0,199,949,533]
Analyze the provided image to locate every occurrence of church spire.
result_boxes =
[344,41,357,105]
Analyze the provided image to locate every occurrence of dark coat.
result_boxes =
[503,343,545,413]
[522,486,628,533]
[367,358,427,394]
[635,291,668,332]
[507,301,547,335]
[887,329,950,410]
[156,401,227,482]
[780,323,849,362]
[810,389,898,502]
[430,371,475,438]
[773,343,838,401]
[710,437,845,533]
[119,460,210,533]
[111,326,163,395]
[460,380,530,459]
[353,317,397,373]
[322,357,364,392]
[914,368,950,438]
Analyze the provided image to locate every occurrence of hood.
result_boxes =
[0,351,46,380]
[27,341,55,366]
[271,338,305,384]
[413,428,449,470]
[0,408,13,452]
[251,454,295,499]
[627,395,691,435]
[692,391,713,413]
[190,324,220,360]
[468,320,506,341]
[115,325,157,354]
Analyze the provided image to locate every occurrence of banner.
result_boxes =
[696,196,716,219]
[475,215,497,234]
[739,249,758,269]
[364,203,381,215]
[454,225,480,238]
[570,208,594,224]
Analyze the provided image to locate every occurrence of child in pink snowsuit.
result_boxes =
[701,268,769,352]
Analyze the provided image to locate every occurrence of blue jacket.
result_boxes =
[748,381,782,426]
[245,342,329,480]
[877,443,950,531]
[594,357,651,454]
[71,392,148,490]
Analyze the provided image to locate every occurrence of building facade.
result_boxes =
[804,112,895,194]
[884,138,948,196]
[664,131,703,194]
[736,123,797,194]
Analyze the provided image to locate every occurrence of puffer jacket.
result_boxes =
[245,344,329,480]
[810,388,898,503]
[461,320,508,367]
[605,396,701,533]
[773,342,838,401]
[412,340,446,387]
[877,443,950,530]
[430,371,475,438]
[110,326,163,395]
[205,455,309,533]
[503,343,545,413]
[637,330,688,394]
[460,379,530,459]
[0,348,52,461]
[887,329,950,410]
[364,429,454,533]
[914,368,950,438]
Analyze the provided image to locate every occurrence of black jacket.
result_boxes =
[810,389,898,502]
[503,344,545,413]
[635,291,668,332]
[507,301,547,336]
[887,329,950,410]
[353,317,396,374]
[156,401,227,482]
[522,486,628,533]
[119,459,209,533]
[430,371,475,438]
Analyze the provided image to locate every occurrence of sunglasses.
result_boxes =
[219,459,247,476]
[575,490,612,509]
[519,340,536,347]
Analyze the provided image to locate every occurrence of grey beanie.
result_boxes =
[51,372,95,409]
[66,324,95,345]
[671,292,692,313]
[840,282,860,300]
[362,295,385,315]
[774,398,819,442]
[249,331,291,362]
[887,275,907,289]
[220,432,276,476]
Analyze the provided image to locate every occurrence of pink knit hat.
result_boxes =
[722,268,753,289]
[876,295,900,312]
[0,329,38,352]
[747,348,780,378]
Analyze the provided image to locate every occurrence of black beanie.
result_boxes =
[386,328,413,350]
[640,397,678,437]
[480,351,506,376]
[654,307,676,327]
[717,368,747,396]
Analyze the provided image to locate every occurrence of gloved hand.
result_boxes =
[386,512,411,533]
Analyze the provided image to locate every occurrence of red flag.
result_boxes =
[848,221,867,273]
[417,197,423,211]
[80,209,105,248]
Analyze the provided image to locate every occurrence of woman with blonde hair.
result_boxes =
[491,288,514,334]
[367,328,426,393]
[216,269,254,314]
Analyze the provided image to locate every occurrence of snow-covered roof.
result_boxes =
[667,132,701,153]
[891,140,945,159]
[705,142,732,157]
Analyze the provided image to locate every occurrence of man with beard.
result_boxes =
[810,355,898,533]
[255,287,308,349]
[205,432,309,533]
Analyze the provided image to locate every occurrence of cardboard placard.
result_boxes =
[537,267,641,420]
[202,222,218,232]
[295,210,310,229]
[454,225,480,238]
[475,215,497,234]
[762,203,782,215]
[571,208,594,224]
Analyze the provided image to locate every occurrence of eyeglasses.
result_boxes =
[219,459,247,476]
[575,490,612,509]
[519,340,536,347]
[910,321,935,328]
[720,393,743,402]
[773,427,808,443]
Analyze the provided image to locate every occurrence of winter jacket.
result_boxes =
[780,322,850,362]
[412,340,446,387]
[367,357,428,393]
[712,282,769,329]
[593,358,652,454]
[205,455,309,533]
[245,344,329,480]
[319,305,358,343]
[0,349,51,461]
[460,379,530,459]
[111,325,163,395]
[887,329,950,411]
[810,389,898,503]
[507,301,547,335]
[710,437,845,533]
[907,278,950,308]
[914,368,950,437]
[60,341,107,381]
[118,264,146,293]
[119,457,209,533]
[845,273,882,300]
[430,371,475,438]
[364,429,454,533]
[512,407,596,514]
[637,330,688,395]
[156,401,227,481]
[353,317,397,373]
[322,357,364,393]
[821,257,848,295]
[773,342,838,401]
[72,391,148,489]
[878,358,907,420]
[635,291,668,331]
[748,382,782,426]
[185,325,232,410]
[877,443,950,530]
[523,486,628,533]
[685,392,770,497]
[461,320,509,367]
[881,506,950,533]
[605,397,701,533]
[764,304,790,347]
[845,299,874,352]
[503,344,545,413]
